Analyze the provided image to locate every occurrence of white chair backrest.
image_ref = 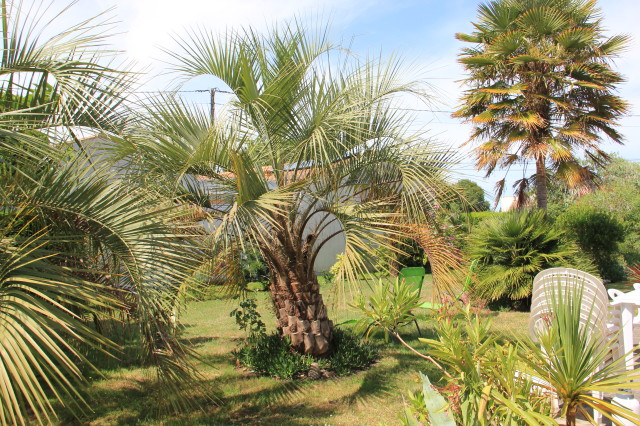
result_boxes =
[529,268,610,343]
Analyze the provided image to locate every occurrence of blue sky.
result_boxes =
[67,0,640,203]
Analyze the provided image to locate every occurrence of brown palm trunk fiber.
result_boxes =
[270,273,333,356]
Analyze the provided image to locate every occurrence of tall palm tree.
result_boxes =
[0,1,204,423]
[454,0,629,209]
[121,24,461,356]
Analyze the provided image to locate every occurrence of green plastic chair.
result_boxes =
[399,267,425,292]
[398,267,430,335]
[399,267,441,310]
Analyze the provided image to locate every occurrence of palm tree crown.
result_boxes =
[122,23,460,356]
[454,0,629,208]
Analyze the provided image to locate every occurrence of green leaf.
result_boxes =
[509,54,545,64]
[456,33,482,43]
[460,56,496,66]
[420,373,456,426]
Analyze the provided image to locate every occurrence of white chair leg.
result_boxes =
[551,393,559,417]
[593,391,603,424]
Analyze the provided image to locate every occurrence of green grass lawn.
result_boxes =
[56,275,628,425]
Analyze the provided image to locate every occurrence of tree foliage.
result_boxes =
[0,2,205,422]
[548,157,640,270]
[455,0,629,209]
[557,204,625,281]
[466,209,587,302]
[119,22,462,355]
[449,179,490,212]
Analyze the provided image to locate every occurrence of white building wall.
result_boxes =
[80,136,346,274]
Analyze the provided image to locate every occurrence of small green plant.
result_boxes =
[241,248,270,290]
[327,328,379,376]
[409,305,556,424]
[350,278,422,341]
[230,298,266,337]
[234,333,312,379]
[400,373,455,426]
[329,254,345,278]
[234,328,378,379]
[319,270,334,284]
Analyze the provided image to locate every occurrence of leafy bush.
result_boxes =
[241,248,270,290]
[319,270,334,284]
[557,204,625,281]
[549,158,640,269]
[468,211,502,226]
[327,328,379,376]
[234,333,312,379]
[350,278,422,341]
[416,306,554,424]
[235,329,378,379]
[466,209,588,304]
[229,298,266,337]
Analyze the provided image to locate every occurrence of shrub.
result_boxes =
[466,209,587,303]
[234,333,312,379]
[401,299,640,425]
[350,278,422,341]
[414,306,554,424]
[241,248,270,290]
[234,329,379,379]
[327,328,379,376]
[557,204,625,281]
[468,211,502,226]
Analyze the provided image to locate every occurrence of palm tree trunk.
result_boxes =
[565,406,577,426]
[535,155,548,209]
[269,272,333,356]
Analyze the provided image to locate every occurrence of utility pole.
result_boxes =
[209,88,216,123]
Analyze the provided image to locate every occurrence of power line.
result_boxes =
[135,88,640,119]
[132,88,235,95]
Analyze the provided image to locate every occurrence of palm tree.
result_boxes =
[0,1,204,422]
[122,24,461,356]
[454,0,629,209]
[466,209,589,303]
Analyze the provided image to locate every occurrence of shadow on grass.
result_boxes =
[180,336,218,347]
[60,300,448,425]
[55,372,225,426]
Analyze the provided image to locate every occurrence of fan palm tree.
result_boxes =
[466,209,586,302]
[120,24,462,356]
[0,1,204,423]
[454,0,629,209]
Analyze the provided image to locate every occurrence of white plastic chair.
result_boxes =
[530,267,611,344]
[608,283,640,370]
[529,267,615,424]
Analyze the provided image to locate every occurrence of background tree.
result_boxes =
[557,205,625,281]
[454,0,629,209]
[457,179,490,211]
[120,24,461,356]
[466,209,591,306]
[582,157,640,267]
[445,179,490,213]
[548,157,640,277]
